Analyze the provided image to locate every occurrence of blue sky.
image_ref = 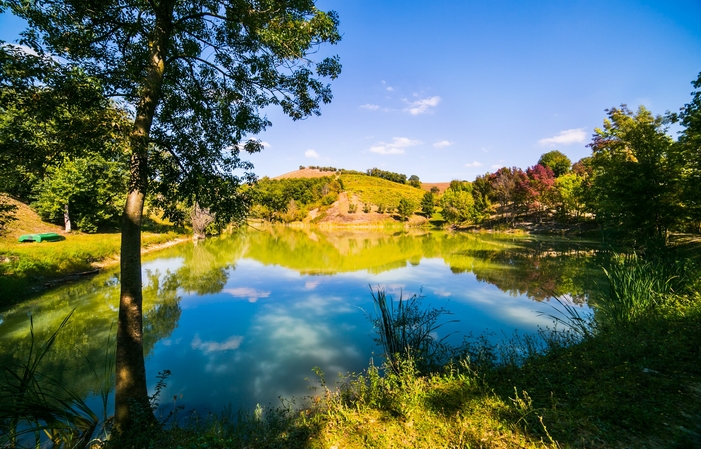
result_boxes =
[2,1,701,181]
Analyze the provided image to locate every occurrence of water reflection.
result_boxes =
[0,227,604,414]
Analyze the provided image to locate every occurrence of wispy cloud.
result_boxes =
[465,161,483,168]
[370,137,421,155]
[491,164,503,169]
[261,141,271,148]
[381,80,394,92]
[191,334,244,354]
[433,140,452,148]
[404,96,441,115]
[223,287,271,303]
[305,149,320,159]
[539,128,586,146]
[360,103,380,110]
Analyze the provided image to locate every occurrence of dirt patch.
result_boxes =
[1,195,64,242]
[420,182,450,193]
[311,192,427,226]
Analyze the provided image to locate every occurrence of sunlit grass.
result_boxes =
[0,231,182,305]
[340,174,425,210]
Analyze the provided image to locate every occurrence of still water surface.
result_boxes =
[0,227,605,414]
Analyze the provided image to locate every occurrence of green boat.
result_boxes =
[18,232,64,243]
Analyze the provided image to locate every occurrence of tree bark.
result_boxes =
[63,203,71,232]
[114,2,174,432]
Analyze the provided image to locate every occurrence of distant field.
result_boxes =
[339,174,425,208]
[421,182,450,193]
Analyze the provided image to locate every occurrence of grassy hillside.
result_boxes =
[340,174,426,209]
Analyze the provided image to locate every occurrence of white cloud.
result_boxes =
[386,86,394,92]
[404,96,441,115]
[261,141,271,148]
[491,164,503,169]
[223,287,271,303]
[360,103,380,110]
[370,137,422,155]
[191,334,244,354]
[304,280,320,290]
[538,128,587,146]
[465,161,483,168]
[305,149,320,159]
[433,140,452,148]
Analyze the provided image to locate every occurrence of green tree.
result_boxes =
[537,150,571,177]
[408,174,421,188]
[554,172,585,219]
[0,46,131,201]
[6,0,341,432]
[397,197,415,220]
[589,105,680,246]
[420,191,435,216]
[441,186,476,225]
[32,155,127,232]
[678,72,701,231]
[471,174,492,219]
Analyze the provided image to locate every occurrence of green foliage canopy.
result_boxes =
[538,150,572,177]
[589,105,680,245]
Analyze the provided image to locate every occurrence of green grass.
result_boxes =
[0,231,182,307]
[340,174,425,209]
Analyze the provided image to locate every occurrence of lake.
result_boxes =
[0,226,605,415]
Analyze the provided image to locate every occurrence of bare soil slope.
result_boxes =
[1,195,63,242]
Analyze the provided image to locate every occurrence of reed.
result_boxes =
[0,310,100,449]
[594,252,686,328]
[369,287,457,373]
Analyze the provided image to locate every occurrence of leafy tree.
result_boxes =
[6,0,341,431]
[408,174,421,188]
[515,164,555,223]
[32,155,127,232]
[420,191,435,216]
[0,46,131,201]
[537,150,571,177]
[366,167,407,184]
[441,185,476,225]
[489,167,526,223]
[589,105,680,246]
[397,197,415,220]
[554,173,585,219]
[678,72,701,231]
[471,174,493,219]
[430,185,440,195]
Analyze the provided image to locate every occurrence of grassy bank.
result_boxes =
[0,231,183,307]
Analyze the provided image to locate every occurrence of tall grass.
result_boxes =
[594,252,689,328]
[369,287,457,373]
[0,310,101,448]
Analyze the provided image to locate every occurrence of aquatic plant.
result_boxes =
[369,287,457,373]
[0,310,100,448]
[594,252,687,328]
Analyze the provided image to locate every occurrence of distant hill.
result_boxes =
[272,168,450,193]
[273,168,338,179]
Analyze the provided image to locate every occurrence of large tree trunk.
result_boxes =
[114,3,174,432]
